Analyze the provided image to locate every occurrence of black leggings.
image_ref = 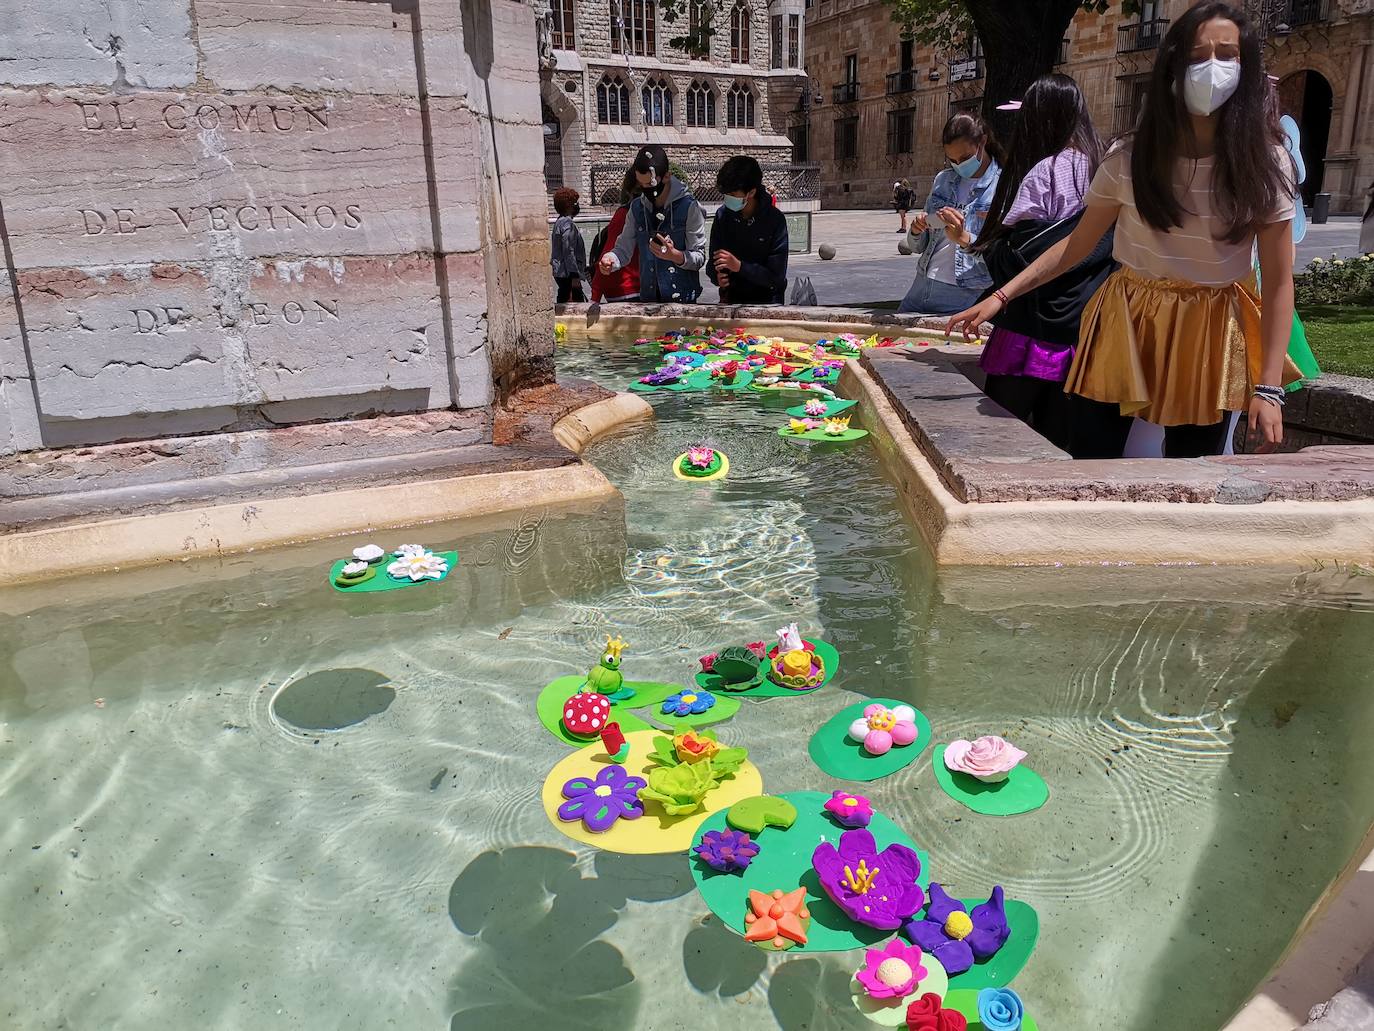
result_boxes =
[1068,395,1230,459]
[983,374,1075,453]
[555,276,585,304]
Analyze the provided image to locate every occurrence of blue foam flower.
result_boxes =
[661,689,716,717]
[977,987,1024,1031]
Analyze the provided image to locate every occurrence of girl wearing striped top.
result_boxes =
[948,2,1299,458]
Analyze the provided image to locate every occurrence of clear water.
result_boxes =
[3,337,1374,1031]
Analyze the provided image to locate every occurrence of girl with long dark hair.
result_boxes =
[949,3,1299,458]
[970,73,1114,450]
[898,113,1003,315]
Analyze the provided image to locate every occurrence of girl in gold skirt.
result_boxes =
[948,2,1298,459]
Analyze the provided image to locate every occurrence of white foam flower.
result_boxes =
[352,544,385,563]
[393,543,428,558]
[341,560,369,576]
[388,550,449,581]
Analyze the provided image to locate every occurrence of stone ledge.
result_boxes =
[557,301,972,336]
[859,348,1374,505]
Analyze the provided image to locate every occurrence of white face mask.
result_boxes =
[1183,57,1241,116]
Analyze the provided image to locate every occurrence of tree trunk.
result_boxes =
[966,0,1083,145]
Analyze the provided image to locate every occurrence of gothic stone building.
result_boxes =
[801,0,1374,214]
[540,0,808,206]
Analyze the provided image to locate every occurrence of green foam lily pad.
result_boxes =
[796,367,841,383]
[777,426,869,443]
[684,368,756,391]
[726,795,798,834]
[328,551,456,594]
[931,744,1049,817]
[536,676,740,747]
[628,377,694,393]
[941,989,1041,1030]
[808,698,932,782]
[695,638,840,698]
[690,790,929,954]
[785,398,857,419]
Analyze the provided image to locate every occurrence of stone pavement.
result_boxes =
[698,208,1366,308]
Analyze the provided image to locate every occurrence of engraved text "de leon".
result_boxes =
[76,100,329,133]
[129,301,342,334]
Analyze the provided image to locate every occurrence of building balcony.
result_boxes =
[1055,38,1070,66]
[832,82,860,104]
[948,56,984,83]
[1117,19,1169,53]
[886,69,919,96]
[1279,0,1332,29]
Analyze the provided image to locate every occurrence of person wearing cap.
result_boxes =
[706,155,790,305]
[892,179,916,233]
[597,145,708,303]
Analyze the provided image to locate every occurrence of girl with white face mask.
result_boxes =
[948,2,1300,460]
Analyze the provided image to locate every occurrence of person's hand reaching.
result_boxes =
[945,295,1003,341]
[598,253,617,275]
[1247,396,1283,453]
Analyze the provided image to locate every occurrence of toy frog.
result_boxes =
[585,634,634,701]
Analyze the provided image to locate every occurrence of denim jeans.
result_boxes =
[898,275,983,316]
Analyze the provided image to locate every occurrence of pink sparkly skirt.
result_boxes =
[978,327,1075,383]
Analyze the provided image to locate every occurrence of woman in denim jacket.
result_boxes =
[899,113,1003,315]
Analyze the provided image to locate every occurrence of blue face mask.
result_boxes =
[722,194,747,212]
[950,153,983,179]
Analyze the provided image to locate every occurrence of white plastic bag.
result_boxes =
[789,276,818,306]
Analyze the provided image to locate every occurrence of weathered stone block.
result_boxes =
[0,1,197,89]
[18,256,447,420]
[197,0,422,95]
[0,90,480,266]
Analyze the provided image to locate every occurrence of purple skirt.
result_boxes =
[979,326,1075,382]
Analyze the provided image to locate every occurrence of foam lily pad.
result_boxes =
[941,989,1041,1030]
[673,451,730,481]
[726,795,798,834]
[931,745,1049,817]
[695,638,840,698]
[690,790,929,954]
[628,377,695,393]
[777,426,869,443]
[797,367,842,384]
[328,551,456,594]
[536,676,741,747]
[786,398,857,419]
[684,368,756,391]
[809,698,932,782]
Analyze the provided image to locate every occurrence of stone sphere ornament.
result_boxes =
[818,243,836,260]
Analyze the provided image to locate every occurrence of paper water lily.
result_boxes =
[557,765,647,833]
[902,884,1011,976]
[824,790,874,828]
[943,736,1027,783]
[849,704,920,757]
[855,937,927,1000]
[688,446,716,469]
[812,828,925,930]
[823,415,851,436]
[977,987,1024,1031]
[905,993,969,1031]
[662,688,717,717]
[387,548,449,582]
[804,398,829,416]
[693,828,760,873]
[352,544,385,563]
[393,543,428,558]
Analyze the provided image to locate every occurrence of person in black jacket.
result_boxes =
[706,156,789,305]
[549,187,587,303]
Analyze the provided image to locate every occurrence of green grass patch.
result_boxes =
[1300,301,1374,379]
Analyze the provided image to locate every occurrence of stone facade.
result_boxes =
[803,0,1374,213]
[0,0,553,463]
[539,0,806,205]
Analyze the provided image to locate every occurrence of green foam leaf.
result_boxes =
[930,744,1050,817]
[328,551,457,594]
[725,795,798,834]
[785,398,857,419]
[808,698,932,782]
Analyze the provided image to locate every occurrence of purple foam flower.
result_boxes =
[823,790,874,828]
[639,368,683,386]
[693,828,760,873]
[557,765,647,833]
[901,884,1010,976]
[811,828,924,930]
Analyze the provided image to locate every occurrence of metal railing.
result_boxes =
[1282,0,1331,27]
[1117,18,1169,52]
[886,69,919,95]
[832,81,860,104]
[588,163,821,206]
[1055,38,1070,65]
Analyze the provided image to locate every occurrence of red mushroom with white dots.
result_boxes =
[562,691,612,739]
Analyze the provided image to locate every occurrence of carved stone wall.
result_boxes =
[0,0,554,461]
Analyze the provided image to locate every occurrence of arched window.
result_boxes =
[642,77,674,126]
[686,80,716,128]
[611,0,657,56]
[730,1,751,63]
[597,74,631,125]
[726,81,754,129]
